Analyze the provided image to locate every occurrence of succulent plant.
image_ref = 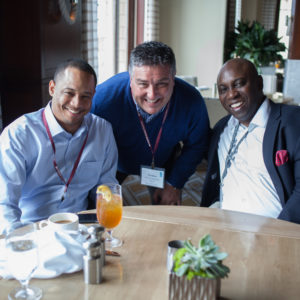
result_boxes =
[173,234,230,280]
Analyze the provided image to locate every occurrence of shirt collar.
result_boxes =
[44,101,89,137]
[250,97,270,128]
[228,97,270,130]
[132,97,166,123]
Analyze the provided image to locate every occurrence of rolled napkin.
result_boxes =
[0,225,88,279]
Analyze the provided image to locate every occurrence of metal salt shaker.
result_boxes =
[87,224,106,266]
[83,238,102,284]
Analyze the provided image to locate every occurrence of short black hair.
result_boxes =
[53,58,97,86]
[129,41,176,76]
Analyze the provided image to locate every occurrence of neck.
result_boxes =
[240,97,265,127]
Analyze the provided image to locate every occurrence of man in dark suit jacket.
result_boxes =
[201,58,300,224]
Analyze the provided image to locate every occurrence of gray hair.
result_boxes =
[128,41,176,76]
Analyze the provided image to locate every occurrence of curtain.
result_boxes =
[144,0,159,41]
[81,0,99,78]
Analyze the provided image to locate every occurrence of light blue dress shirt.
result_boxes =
[0,102,118,233]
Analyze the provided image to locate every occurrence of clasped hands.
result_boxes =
[153,183,181,205]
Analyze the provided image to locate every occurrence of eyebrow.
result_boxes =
[135,79,148,83]
[218,76,246,85]
[234,77,245,81]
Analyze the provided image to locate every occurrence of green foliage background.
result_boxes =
[224,20,286,68]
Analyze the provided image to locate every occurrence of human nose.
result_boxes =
[146,85,157,100]
[70,94,81,108]
[227,87,239,99]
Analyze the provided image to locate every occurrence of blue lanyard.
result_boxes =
[220,123,249,186]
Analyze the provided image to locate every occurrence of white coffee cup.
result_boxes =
[40,212,79,231]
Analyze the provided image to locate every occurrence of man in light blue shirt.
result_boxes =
[0,59,118,233]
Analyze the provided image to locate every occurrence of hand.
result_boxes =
[153,183,181,205]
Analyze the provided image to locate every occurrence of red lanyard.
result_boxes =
[136,102,170,168]
[42,109,89,200]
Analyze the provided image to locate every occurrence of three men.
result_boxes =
[0,59,118,233]
[202,58,300,223]
[92,41,210,205]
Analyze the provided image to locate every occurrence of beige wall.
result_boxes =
[159,0,227,91]
[242,0,260,21]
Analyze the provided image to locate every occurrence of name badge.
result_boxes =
[140,165,165,189]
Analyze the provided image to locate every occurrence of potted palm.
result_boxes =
[169,234,230,300]
[226,20,286,71]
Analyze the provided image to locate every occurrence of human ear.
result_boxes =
[49,80,56,97]
[257,75,264,92]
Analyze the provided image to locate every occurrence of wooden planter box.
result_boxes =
[169,273,221,300]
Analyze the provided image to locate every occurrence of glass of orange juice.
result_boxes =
[96,183,123,248]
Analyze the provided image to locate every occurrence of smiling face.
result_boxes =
[217,59,264,127]
[49,67,95,134]
[130,64,175,115]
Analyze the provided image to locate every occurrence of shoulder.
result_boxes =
[86,113,116,141]
[173,77,203,100]
[213,115,230,131]
[92,72,131,115]
[2,109,43,138]
[95,72,130,94]
[0,109,43,150]
[270,102,300,124]
[279,102,300,116]
[266,102,300,146]
[172,78,207,114]
[87,113,113,130]
[86,114,116,147]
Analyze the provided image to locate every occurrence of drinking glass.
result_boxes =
[5,222,42,300]
[96,183,123,248]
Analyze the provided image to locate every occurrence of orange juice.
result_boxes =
[96,194,122,229]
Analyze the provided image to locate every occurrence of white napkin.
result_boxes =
[0,225,88,279]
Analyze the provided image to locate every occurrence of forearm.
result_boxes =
[0,203,21,234]
[0,131,26,231]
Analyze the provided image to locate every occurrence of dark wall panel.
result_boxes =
[0,0,82,127]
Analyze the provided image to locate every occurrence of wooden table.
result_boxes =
[1,206,300,300]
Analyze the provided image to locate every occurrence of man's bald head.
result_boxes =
[217,58,265,127]
[217,58,259,84]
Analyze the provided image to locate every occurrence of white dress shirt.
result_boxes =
[0,102,118,233]
[218,98,282,218]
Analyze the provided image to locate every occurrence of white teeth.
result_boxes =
[146,98,159,103]
[68,108,80,114]
[231,102,242,108]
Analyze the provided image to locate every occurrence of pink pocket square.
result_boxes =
[275,150,288,167]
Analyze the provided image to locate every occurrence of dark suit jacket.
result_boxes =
[201,101,300,224]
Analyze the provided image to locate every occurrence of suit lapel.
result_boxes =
[263,101,285,203]
[207,116,230,179]
[211,116,230,155]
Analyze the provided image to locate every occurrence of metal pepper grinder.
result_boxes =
[83,238,102,284]
[87,224,106,266]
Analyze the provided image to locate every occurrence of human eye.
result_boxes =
[234,79,245,88]
[138,82,148,88]
[64,90,74,96]
[218,85,227,95]
[157,82,168,88]
[82,95,92,100]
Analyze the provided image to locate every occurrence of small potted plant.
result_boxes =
[169,234,230,300]
[225,20,286,72]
